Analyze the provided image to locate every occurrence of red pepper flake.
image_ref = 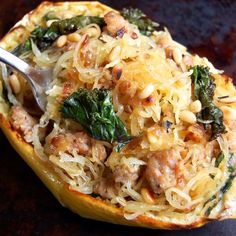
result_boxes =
[115,68,122,80]
[131,32,138,39]
[112,66,123,81]
[146,96,155,103]
[142,95,156,106]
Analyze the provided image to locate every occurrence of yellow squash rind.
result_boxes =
[0,1,235,229]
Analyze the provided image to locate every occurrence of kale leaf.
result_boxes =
[191,66,226,140]
[13,15,105,56]
[205,152,236,216]
[227,153,236,173]
[121,8,158,36]
[205,173,236,216]
[60,88,131,150]
[215,152,224,167]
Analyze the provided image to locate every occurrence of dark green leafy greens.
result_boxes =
[205,152,236,216]
[215,152,224,167]
[191,66,226,140]
[60,88,131,151]
[121,8,158,36]
[228,153,236,173]
[13,15,105,56]
[205,173,236,216]
[1,82,11,105]
[204,194,217,216]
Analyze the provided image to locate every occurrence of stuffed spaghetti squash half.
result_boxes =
[0,1,236,229]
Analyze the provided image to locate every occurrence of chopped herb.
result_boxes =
[220,175,235,194]
[121,8,158,36]
[228,166,235,173]
[205,205,216,216]
[205,151,235,216]
[218,95,229,99]
[204,194,217,207]
[209,174,215,179]
[191,66,226,140]
[115,138,132,152]
[215,152,224,167]
[0,80,11,105]
[60,88,131,151]
[205,173,236,216]
[227,153,236,173]
[13,15,105,55]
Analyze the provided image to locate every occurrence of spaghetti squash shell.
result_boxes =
[0,1,236,229]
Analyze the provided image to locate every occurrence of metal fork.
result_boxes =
[0,47,53,111]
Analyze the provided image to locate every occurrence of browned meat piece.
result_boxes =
[145,149,182,194]
[94,169,117,199]
[45,131,92,156]
[9,105,37,142]
[113,165,140,184]
[104,11,130,37]
[92,141,107,162]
